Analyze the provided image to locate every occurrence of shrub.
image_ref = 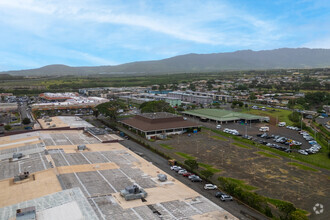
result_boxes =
[184,159,199,170]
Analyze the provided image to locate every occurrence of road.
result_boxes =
[120,139,268,220]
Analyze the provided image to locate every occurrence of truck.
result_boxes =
[259,127,269,132]
[278,122,286,127]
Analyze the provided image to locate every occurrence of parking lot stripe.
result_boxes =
[39,152,47,170]
[80,152,118,193]
[63,133,74,145]
[184,201,203,214]
[130,208,144,220]
[156,203,178,220]
[91,198,106,220]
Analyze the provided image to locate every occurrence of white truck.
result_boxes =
[259,126,269,132]
[278,122,286,127]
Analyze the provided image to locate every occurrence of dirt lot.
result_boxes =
[152,129,330,219]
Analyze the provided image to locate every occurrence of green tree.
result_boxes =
[22,117,31,125]
[184,159,199,170]
[200,170,214,179]
[289,211,308,220]
[96,101,126,120]
[277,202,296,220]
[4,124,11,131]
[249,92,257,100]
[189,83,196,91]
[93,109,99,118]
[139,100,175,113]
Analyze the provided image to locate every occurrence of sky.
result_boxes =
[0,0,329,71]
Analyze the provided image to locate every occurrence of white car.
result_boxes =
[216,124,221,129]
[298,150,308,155]
[204,184,218,190]
[171,166,181,171]
[178,169,187,175]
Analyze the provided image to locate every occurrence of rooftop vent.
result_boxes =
[16,206,36,220]
[13,152,23,159]
[157,174,167,182]
[14,171,30,183]
[77,145,86,151]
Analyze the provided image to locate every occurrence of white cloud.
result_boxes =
[302,37,330,49]
[0,0,278,46]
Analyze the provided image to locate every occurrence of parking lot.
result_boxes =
[187,116,319,154]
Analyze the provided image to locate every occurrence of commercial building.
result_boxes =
[0,122,236,220]
[167,92,213,105]
[32,96,108,111]
[39,92,79,101]
[183,109,268,124]
[121,112,199,139]
[0,103,18,112]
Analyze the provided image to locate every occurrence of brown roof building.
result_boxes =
[121,112,199,139]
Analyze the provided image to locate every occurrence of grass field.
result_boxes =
[287,162,319,172]
[256,151,281,159]
[175,152,196,160]
[198,163,221,173]
[159,144,173,150]
[232,142,252,149]
[211,135,228,141]
[240,108,294,126]
[205,127,330,170]
[221,177,258,191]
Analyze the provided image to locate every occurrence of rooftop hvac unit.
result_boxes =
[16,206,36,220]
[77,145,86,151]
[13,152,23,159]
[120,185,148,201]
[157,174,167,182]
[14,171,30,182]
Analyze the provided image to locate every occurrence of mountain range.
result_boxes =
[2,48,330,76]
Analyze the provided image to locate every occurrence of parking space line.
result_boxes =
[130,208,144,220]
[80,152,118,193]
[91,198,106,220]
[38,152,47,170]
[184,201,203,214]
[79,133,91,144]
[156,203,178,220]
[63,133,74,145]
[49,134,57,146]
[98,151,111,162]
[98,152,135,185]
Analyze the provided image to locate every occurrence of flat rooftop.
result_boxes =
[38,116,94,129]
[0,129,236,220]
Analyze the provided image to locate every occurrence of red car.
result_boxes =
[183,172,193,177]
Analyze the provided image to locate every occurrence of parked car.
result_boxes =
[170,166,180,170]
[191,177,203,182]
[204,184,218,190]
[178,169,187,175]
[220,194,233,202]
[216,124,221,129]
[183,172,193,177]
[298,150,308,155]
[188,175,199,180]
[215,192,225,198]
[171,166,182,171]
